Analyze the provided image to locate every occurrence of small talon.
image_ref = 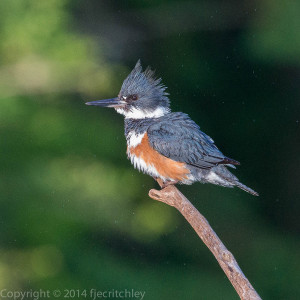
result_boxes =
[161,180,178,189]
[153,177,178,189]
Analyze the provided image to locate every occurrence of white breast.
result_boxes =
[129,154,166,180]
[126,130,195,184]
[127,131,145,148]
[126,131,166,180]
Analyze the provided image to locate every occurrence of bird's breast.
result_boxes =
[126,131,190,181]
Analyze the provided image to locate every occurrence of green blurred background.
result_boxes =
[0,1,299,299]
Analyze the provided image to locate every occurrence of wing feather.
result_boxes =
[147,112,238,169]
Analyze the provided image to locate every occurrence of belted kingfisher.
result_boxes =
[86,60,258,196]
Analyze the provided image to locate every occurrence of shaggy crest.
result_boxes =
[120,60,170,109]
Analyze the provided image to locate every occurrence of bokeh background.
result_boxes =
[0,1,299,299]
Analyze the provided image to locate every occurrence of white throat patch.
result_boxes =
[115,106,170,119]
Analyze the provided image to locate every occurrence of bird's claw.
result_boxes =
[153,177,178,189]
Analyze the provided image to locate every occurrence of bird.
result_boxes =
[86,60,258,196]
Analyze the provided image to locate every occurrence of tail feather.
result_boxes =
[213,167,259,196]
[234,181,259,196]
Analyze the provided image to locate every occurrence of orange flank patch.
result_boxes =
[129,133,190,181]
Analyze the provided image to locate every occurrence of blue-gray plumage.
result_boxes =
[86,60,258,196]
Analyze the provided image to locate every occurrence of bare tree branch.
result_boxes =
[149,182,261,300]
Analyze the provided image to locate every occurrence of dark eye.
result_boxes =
[131,94,138,101]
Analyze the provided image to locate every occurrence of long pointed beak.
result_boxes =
[85,97,126,108]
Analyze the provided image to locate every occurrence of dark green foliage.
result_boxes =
[0,1,299,299]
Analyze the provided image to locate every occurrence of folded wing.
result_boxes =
[147,112,239,170]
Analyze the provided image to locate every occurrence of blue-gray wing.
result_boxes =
[147,112,238,169]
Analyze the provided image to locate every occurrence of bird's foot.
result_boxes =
[161,181,178,189]
[154,177,178,189]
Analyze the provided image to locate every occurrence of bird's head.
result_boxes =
[86,60,170,119]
